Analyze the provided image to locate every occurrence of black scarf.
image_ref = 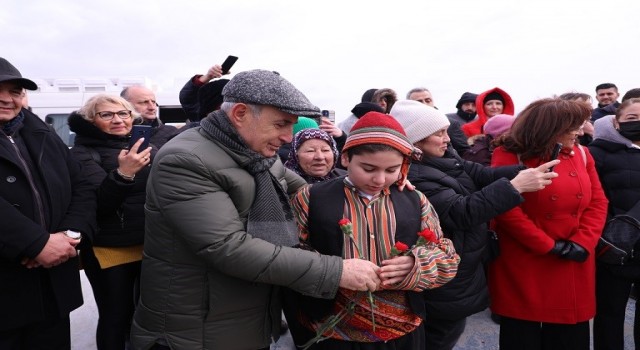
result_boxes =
[1,111,25,136]
[200,111,299,247]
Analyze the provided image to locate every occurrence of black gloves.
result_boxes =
[549,240,589,262]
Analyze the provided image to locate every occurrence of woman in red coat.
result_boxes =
[489,98,608,350]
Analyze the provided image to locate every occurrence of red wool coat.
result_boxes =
[489,145,608,324]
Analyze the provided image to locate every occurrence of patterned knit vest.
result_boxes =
[302,176,425,321]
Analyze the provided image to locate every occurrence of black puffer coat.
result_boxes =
[68,113,157,247]
[589,138,640,277]
[408,149,524,320]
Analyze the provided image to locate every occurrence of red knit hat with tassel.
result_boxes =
[342,111,421,185]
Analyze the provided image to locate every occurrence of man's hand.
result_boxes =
[379,255,414,287]
[198,64,224,83]
[339,259,381,292]
[510,160,560,193]
[21,257,40,269]
[33,233,78,268]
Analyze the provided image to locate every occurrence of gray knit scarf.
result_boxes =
[200,111,299,247]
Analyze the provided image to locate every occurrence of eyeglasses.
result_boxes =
[96,110,132,120]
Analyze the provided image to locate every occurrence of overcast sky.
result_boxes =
[4,0,639,121]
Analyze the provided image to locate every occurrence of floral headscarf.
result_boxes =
[285,128,339,183]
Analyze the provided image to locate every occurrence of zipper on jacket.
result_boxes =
[117,207,125,229]
[6,134,47,228]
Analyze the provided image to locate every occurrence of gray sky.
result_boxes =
[4,0,639,121]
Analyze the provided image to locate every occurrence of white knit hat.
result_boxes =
[390,100,451,144]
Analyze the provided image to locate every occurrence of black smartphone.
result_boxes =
[548,143,563,172]
[221,55,238,74]
[129,125,152,153]
[321,109,336,123]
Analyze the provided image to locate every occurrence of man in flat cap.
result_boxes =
[131,70,382,350]
[0,57,96,349]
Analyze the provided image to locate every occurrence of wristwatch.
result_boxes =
[63,230,82,240]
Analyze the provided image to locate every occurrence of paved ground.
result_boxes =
[71,271,636,349]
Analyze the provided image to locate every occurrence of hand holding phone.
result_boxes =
[548,143,562,172]
[321,109,336,123]
[129,125,152,153]
[221,55,238,74]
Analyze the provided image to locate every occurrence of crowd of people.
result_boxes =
[1,54,639,350]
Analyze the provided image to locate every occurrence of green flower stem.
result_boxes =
[340,221,377,333]
[299,299,357,350]
[367,291,376,331]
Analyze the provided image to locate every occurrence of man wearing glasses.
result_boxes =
[0,57,96,349]
[120,85,178,148]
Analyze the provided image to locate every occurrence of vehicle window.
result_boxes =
[45,113,74,146]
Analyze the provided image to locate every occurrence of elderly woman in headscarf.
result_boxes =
[284,128,345,184]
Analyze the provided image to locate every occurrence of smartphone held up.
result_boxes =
[129,125,152,153]
[221,55,238,74]
[321,109,335,123]
[548,143,562,172]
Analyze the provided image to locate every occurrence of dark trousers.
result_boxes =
[82,248,141,350]
[499,316,589,350]
[0,316,71,350]
[423,317,466,350]
[593,263,640,350]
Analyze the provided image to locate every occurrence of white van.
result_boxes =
[27,77,186,146]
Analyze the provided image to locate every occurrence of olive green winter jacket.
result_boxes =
[131,126,343,350]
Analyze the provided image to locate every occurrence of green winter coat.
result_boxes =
[131,126,342,350]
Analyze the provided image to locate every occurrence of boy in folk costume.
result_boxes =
[288,112,460,350]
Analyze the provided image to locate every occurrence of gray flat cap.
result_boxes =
[222,69,321,117]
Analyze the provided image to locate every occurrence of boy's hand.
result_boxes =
[379,255,415,287]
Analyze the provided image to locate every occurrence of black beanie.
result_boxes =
[484,91,504,104]
[361,88,378,102]
[455,92,479,109]
[197,79,230,120]
[351,102,384,118]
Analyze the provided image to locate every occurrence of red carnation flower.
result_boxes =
[338,218,351,226]
[394,241,409,252]
[418,228,438,243]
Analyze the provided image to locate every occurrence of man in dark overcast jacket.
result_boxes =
[0,57,96,349]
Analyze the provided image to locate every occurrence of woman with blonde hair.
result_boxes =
[68,94,154,350]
